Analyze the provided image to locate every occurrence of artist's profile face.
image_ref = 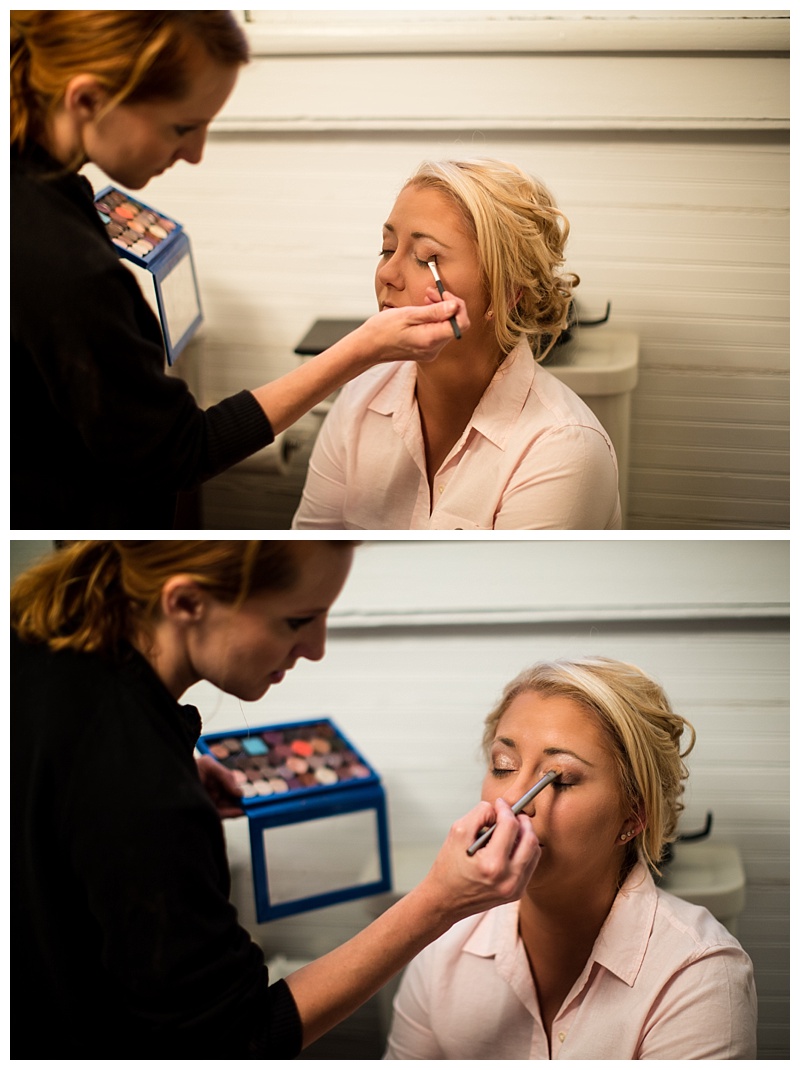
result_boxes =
[483,692,637,898]
[81,43,238,188]
[375,183,492,346]
[183,544,354,701]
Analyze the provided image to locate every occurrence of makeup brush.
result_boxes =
[427,258,462,339]
[466,769,560,856]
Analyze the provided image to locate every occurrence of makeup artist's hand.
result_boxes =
[365,295,469,363]
[250,295,469,436]
[196,754,244,818]
[422,798,541,923]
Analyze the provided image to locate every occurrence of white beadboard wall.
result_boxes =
[176,538,789,1059]
[80,11,788,530]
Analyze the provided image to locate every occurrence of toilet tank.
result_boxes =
[544,328,639,526]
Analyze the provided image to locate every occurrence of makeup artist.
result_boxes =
[10,11,467,528]
[384,657,757,1059]
[11,540,539,1059]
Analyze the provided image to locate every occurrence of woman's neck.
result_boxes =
[37,109,84,171]
[517,875,621,1040]
[131,622,197,701]
[414,328,506,488]
[519,876,619,949]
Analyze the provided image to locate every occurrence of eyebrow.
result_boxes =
[382,222,451,248]
[494,738,595,768]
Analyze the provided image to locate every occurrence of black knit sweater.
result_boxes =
[11,632,303,1058]
[10,147,274,527]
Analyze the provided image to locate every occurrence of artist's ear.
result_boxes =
[160,576,209,627]
[62,74,111,123]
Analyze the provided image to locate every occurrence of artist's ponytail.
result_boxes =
[10,17,35,150]
[11,541,129,654]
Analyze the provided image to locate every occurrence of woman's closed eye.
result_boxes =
[378,248,435,269]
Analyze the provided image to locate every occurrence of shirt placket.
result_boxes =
[428,427,474,519]
[548,1005,577,1058]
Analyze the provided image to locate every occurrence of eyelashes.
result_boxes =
[378,249,433,269]
[490,767,574,790]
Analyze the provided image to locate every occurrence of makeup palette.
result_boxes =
[197,718,392,921]
[93,185,202,364]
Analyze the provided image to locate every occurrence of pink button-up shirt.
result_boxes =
[292,342,621,530]
[384,865,757,1060]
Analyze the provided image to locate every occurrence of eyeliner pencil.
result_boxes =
[466,769,559,856]
[427,258,461,339]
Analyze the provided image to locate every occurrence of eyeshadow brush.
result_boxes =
[466,769,559,856]
[427,258,462,339]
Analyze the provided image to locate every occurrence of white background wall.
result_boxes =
[82,10,789,530]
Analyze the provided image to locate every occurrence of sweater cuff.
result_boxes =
[249,977,304,1058]
[204,389,274,476]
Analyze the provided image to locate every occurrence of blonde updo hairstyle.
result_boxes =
[405,158,579,361]
[11,540,356,657]
[482,656,695,877]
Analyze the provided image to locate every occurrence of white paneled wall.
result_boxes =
[183,539,789,1059]
[79,10,788,530]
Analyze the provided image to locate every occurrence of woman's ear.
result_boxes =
[62,74,111,123]
[160,576,209,627]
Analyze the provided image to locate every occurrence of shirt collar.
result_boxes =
[461,862,658,990]
[367,340,537,449]
[471,341,535,449]
[590,863,658,986]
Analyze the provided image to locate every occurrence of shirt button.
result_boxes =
[438,485,444,494]
[558,1032,566,1043]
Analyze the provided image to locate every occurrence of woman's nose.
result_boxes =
[502,783,527,812]
[376,253,405,291]
[178,129,207,166]
[293,618,327,664]
[506,778,542,817]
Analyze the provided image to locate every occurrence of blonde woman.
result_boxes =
[385,657,757,1059]
[11,541,539,1059]
[293,159,621,530]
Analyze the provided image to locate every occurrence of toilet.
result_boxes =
[544,327,640,527]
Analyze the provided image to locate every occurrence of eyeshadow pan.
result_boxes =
[241,737,269,756]
[314,767,338,786]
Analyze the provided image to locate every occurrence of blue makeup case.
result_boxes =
[197,717,392,921]
[93,185,202,364]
